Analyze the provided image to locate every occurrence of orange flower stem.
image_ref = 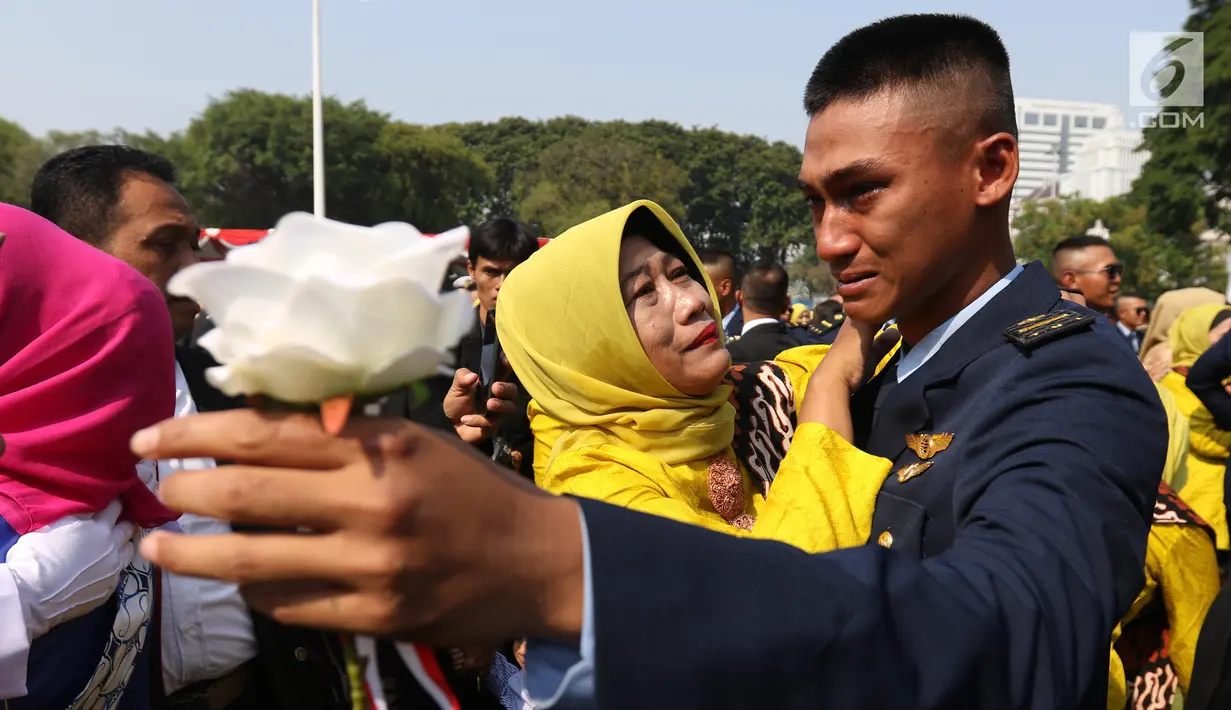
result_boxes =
[320,395,355,435]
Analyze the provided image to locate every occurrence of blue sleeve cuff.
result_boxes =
[525,502,596,709]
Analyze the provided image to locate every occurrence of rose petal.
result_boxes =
[207,344,452,402]
[169,263,298,331]
[187,214,472,402]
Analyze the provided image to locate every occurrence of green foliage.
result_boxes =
[1125,0,1231,295]
[372,122,493,229]
[0,117,37,206]
[174,90,391,227]
[1011,1,1231,299]
[786,248,836,297]
[514,130,687,237]
[1012,194,1226,300]
[3,92,813,265]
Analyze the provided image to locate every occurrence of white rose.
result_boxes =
[168,212,473,403]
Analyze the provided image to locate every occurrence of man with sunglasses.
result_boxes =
[1115,294,1150,353]
[1051,235,1123,315]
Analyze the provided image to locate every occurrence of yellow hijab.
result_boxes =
[1141,288,1224,364]
[1169,302,1231,369]
[497,200,735,468]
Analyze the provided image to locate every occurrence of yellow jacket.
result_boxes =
[536,342,896,553]
[1107,383,1223,709]
[542,422,890,552]
[1160,371,1230,549]
[1107,496,1222,708]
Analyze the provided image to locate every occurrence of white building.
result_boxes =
[1056,130,1149,201]
[1013,98,1126,202]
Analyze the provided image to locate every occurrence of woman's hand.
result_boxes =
[811,321,901,395]
[798,321,900,441]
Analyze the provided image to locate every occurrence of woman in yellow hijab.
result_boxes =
[1107,382,1222,709]
[1159,302,1231,552]
[1141,288,1225,381]
[497,200,893,553]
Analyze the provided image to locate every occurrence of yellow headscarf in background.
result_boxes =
[1159,302,1231,550]
[497,200,735,469]
[1141,287,1225,364]
[1169,302,1231,369]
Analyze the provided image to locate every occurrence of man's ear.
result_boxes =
[735,291,745,309]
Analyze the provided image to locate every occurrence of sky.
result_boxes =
[0,0,1193,147]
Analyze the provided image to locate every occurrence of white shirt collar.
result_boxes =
[1116,321,1133,337]
[741,317,779,335]
[897,265,1025,383]
[722,305,741,329]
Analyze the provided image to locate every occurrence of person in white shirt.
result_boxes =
[31,146,263,708]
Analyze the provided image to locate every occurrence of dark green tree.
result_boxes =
[372,122,493,229]
[0,118,40,206]
[513,130,687,237]
[175,90,391,227]
[1131,1,1231,292]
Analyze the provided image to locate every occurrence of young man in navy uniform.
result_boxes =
[135,13,1166,710]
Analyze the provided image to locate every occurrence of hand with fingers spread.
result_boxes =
[133,409,585,647]
[443,367,521,445]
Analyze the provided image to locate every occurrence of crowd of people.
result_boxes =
[4,11,1231,710]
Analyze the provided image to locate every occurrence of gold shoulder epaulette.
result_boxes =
[808,319,839,336]
[1004,310,1095,349]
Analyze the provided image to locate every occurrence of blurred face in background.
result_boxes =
[1116,296,1149,329]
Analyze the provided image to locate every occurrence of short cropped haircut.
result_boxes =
[804,14,1017,141]
[698,249,740,283]
[31,145,178,246]
[740,261,790,315]
[1052,234,1110,256]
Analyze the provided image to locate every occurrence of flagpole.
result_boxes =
[312,0,325,218]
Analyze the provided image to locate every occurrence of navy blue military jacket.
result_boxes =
[575,261,1165,709]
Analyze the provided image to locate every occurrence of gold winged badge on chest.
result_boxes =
[896,433,955,484]
[905,433,954,460]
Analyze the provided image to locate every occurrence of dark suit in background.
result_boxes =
[567,262,1164,708]
[727,318,839,364]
